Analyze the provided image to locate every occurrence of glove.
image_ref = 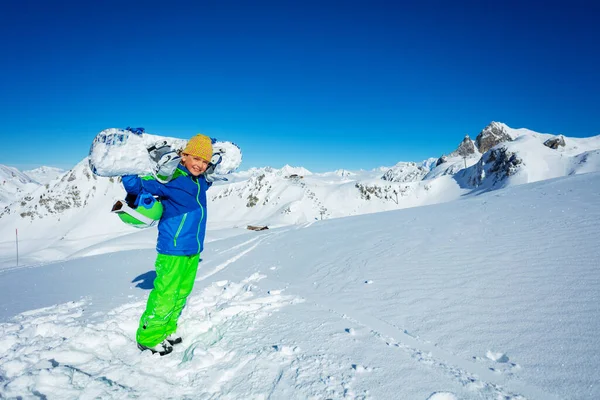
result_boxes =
[121,175,142,193]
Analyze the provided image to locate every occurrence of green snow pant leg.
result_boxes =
[136,254,192,347]
[165,254,200,336]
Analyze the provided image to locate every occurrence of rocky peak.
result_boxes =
[475,122,513,153]
[449,135,477,158]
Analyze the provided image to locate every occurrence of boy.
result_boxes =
[122,134,213,356]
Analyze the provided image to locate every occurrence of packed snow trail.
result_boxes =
[1,172,599,399]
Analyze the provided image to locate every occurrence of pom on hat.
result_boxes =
[182,134,213,161]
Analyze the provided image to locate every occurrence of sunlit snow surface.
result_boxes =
[1,172,599,399]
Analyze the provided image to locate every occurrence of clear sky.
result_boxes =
[1,0,598,172]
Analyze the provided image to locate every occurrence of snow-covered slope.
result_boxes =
[23,166,65,184]
[1,172,598,399]
[0,164,40,208]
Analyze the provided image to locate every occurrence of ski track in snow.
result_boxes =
[216,234,263,253]
[196,242,264,282]
[197,229,291,282]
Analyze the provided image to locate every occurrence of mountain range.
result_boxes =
[1,121,599,268]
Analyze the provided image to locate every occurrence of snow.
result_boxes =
[0,164,39,208]
[0,171,599,399]
[1,121,600,398]
[23,166,65,185]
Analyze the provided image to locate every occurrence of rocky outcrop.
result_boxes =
[469,146,523,187]
[450,135,477,157]
[436,155,448,166]
[544,135,566,149]
[475,122,513,153]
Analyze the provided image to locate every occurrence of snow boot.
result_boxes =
[166,334,183,346]
[137,340,173,356]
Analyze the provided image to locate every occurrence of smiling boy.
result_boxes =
[122,134,213,355]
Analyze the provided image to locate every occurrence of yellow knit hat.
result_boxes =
[182,134,213,161]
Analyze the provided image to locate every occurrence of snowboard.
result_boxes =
[88,127,242,183]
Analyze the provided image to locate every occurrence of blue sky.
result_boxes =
[0,0,598,172]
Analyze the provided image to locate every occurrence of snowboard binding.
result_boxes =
[148,141,181,183]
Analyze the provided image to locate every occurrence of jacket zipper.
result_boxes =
[196,179,204,253]
[174,212,188,247]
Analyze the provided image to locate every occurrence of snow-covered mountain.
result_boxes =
[0,165,65,208]
[0,164,40,208]
[23,166,65,184]
[0,160,132,266]
[1,121,599,267]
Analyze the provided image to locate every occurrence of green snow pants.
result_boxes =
[136,253,200,347]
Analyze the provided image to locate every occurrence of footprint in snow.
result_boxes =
[427,392,458,400]
[272,345,299,355]
[482,351,521,374]
[486,350,509,363]
[351,364,372,373]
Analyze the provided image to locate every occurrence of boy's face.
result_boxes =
[181,153,209,176]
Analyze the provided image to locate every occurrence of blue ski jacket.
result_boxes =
[122,165,211,256]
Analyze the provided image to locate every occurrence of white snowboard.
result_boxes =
[88,128,242,182]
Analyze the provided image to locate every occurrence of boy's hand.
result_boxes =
[122,175,142,193]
